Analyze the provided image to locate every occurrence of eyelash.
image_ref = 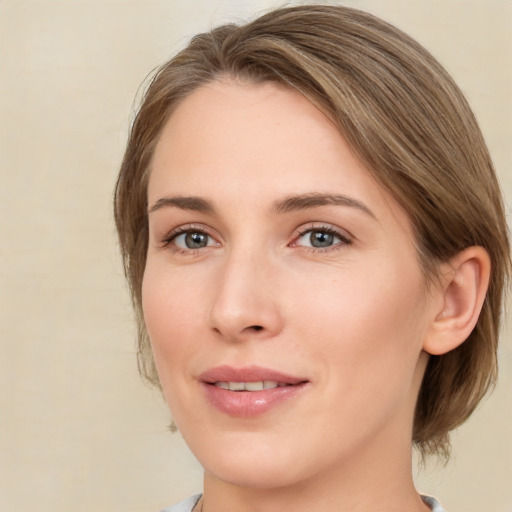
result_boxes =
[161,224,217,255]
[291,224,352,253]
[160,224,352,255]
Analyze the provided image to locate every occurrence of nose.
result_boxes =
[209,250,284,342]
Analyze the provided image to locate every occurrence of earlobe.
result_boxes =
[423,246,491,356]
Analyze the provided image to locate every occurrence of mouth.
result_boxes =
[212,381,297,391]
[199,365,309,417]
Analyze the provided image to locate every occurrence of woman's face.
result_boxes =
[143,80,440,489]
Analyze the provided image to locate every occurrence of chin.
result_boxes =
[184,427,323,490]
[204,456,308,490]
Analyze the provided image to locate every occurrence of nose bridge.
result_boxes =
[209,242,282,340]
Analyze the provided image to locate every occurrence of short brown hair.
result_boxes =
[114,4,510,457]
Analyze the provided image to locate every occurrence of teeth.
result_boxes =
[229,382,245,391]
[244,381,264,391]
[213,381,280,391]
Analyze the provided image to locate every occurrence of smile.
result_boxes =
[200,366,309,417]
[213,381,293,391]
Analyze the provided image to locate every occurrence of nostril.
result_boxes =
[250,325,264,331]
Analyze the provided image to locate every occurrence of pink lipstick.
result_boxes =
[199,365,309,417]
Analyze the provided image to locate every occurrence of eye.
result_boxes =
[165,227,218,252]
[293,226,350,250]
[174,231,214,249]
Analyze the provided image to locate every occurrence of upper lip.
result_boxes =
[199,365,308,385]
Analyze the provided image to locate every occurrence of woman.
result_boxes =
[114,5,510,512]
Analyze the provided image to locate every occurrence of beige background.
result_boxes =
[0,1,511,511]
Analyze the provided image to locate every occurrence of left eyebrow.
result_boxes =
[273,193,376,219]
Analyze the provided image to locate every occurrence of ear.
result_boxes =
[423,246,491,356]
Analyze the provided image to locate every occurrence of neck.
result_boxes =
[201,436,429,512]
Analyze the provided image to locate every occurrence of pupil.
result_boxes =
[311,231,333,248]
[185,232,207,248]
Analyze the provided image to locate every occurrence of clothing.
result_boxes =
[422,495,446,512]
[159,494,201,512]
[159,494,446,512]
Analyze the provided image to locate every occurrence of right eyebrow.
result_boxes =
[148,196,215,214]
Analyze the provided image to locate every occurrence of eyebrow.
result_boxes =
[148,196,215,214]
[273,193,376,218]
[148,192,375,219]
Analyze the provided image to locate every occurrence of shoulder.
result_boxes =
[158,494,202,512]
[421,495,446,512]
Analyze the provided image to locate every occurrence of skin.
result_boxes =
[143,79,448,512]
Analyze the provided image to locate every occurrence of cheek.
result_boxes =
[141,266,215,426]
[141,265,204,386]
[295,262,428,391]
[142,259,207,333]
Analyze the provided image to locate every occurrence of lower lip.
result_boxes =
[202,382,308,417]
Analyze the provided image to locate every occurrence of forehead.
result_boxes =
[149,79,408,229]
[151,79,345,190]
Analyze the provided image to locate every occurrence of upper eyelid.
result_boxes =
[160,223,219,246]
[164,223,215,237]
[292,223,352,241]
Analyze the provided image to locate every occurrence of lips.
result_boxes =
[199,365,309,417]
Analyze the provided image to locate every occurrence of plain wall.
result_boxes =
[0,1,511,511]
